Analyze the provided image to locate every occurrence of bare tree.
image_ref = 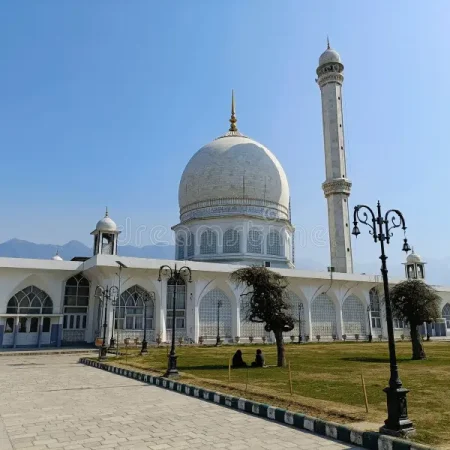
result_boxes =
[389,279,441,360]
[230,266,294,367]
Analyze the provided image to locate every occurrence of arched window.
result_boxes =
[283,291,303,339]
[199,289,232,340]
[176,234,185,260]
[7,286,53,314]
[442,303,450,329]
[63,274,90,342]
[240,296,269,341]
[311,294,336,337]
[167,278,187,340]
[200,229,217,255]
[267,230,283,256]
[223,229,240,254]
[247,229,263,254]
[187,232,195,258]
[117,285,154,331]
[342,295,367,336]
[370,287,382,329]
[7,286,53,336]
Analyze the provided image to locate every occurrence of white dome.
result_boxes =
[96,209,117,232]
[178,133,290,221]
[52,254,63,261]
[319,47,341,66]
[407,250,422,264]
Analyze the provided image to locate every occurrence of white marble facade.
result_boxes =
[1,254,450,348]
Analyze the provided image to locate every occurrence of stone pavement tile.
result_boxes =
[0,354,362,450]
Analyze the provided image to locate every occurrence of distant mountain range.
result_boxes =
[0,239,448,286]
[0,239,175,261]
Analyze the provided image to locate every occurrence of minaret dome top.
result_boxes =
[318,38,342,67]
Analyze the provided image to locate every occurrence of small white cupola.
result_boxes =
[91,207,121,256]
[52,248,63,261]
[403,248,426,280]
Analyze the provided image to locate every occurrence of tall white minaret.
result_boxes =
[316,40,353,273]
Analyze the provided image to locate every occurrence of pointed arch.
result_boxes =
[118,285,155,332]
[223,229,240,253]
[200,229,217,255]
[247,228,263,254]
[442,303,450,328]
[286,290,305,338]
[369,287,382,329]
[7,286,53,314]
[342,295,367,336]
[166,278,187,340]
[267,230,283,256]
[199,288,232,340]
[311,293,336,338]
[62,273,90,343]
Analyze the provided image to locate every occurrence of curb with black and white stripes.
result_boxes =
[79,358,434,450]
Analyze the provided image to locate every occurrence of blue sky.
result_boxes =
[0,0,449,270]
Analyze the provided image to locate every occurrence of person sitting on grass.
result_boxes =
[231,349,247,368]
[251,349,265,368]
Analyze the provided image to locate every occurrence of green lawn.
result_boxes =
[109,341,450,447]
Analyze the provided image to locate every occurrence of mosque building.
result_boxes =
[0,43,449,349]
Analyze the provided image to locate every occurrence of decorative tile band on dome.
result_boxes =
[179,197,290,222]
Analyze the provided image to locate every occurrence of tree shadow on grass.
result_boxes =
[177,364,229,371]
[341,356,411,363]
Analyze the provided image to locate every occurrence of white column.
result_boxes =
[336,303,344,339]
[158,282,168,342]
[305,300,312,340]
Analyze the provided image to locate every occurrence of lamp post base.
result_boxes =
[109,337,116,351]
[99,344,108,361]
[164,354,179,378]
[298,336,303,344]
[140,339,148,355]
[379,387,415,437]
[368,334,373,343]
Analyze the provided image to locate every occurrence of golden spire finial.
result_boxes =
[229,89,238,132]
[327,36,330,49]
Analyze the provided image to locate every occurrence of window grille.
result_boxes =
[267,231,283,256]
[239,297,270,339]
[443,303,450,328]
[187,232,195,258]
[176,234,185,260]
[117,285,154,331]
[370,288,382,329]
[199,289,232,339]
[282,291,303,339]
[7,286,53,315]
[247,229,263,254]
[342,295,367,335]
[223,229,240,253]
[166,279,187,339]
[311,294,336,337]
[200,229,217,255]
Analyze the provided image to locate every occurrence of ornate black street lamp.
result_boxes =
[140,290,155,355]
[352,201,414,436]
[158,264,192,378]
[94,285,119,361]
[367,305,373,343]
[298,303,304,343]
[216,299,223,346]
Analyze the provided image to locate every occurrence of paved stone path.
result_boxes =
[0,354,361,449]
